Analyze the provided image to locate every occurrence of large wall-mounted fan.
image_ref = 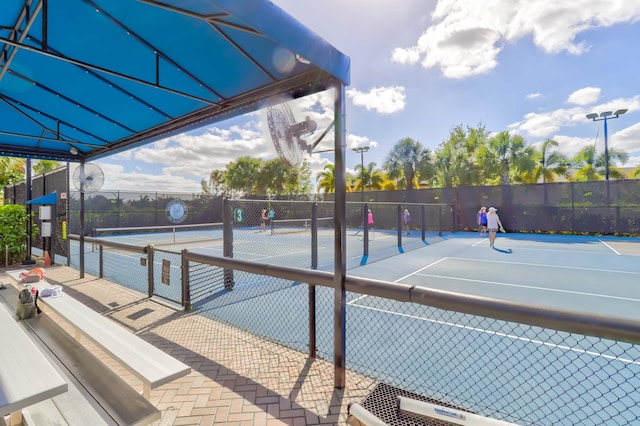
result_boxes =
[72,163,105,193]
[267,101,335,166]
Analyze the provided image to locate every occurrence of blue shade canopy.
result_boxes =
[0,0,350,162]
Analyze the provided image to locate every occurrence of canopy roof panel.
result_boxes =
[0,0,350,162]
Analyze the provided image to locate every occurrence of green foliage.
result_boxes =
[32,160,62,175]
[0,204,39,265]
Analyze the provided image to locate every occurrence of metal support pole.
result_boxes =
[22,158,35,265]
[333,84,347,389]
[603,116,609,181]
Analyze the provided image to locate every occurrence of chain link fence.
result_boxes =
[64,237,640,425]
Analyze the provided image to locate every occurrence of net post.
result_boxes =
[222,198,234,290]
[397,204,403,253]
[361,203,369,265]
[311,202,318,269]
[421,205,426,241]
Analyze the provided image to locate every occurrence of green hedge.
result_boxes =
[0,204,39,265]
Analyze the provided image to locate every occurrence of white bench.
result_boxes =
[7,270,191,400]
[0,302,67,426]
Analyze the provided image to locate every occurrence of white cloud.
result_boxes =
[346,86,406,114]
[509,95,640,139]
[567,87,601,105]
[527,93,541,100]
[610,121,640,154]
[393,0,640,79]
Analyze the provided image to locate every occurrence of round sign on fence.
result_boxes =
[166,199,188,224]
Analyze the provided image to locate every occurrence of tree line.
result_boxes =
[204,123,638,196]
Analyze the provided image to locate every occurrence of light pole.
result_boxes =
[586,109,628,181]
[352,146,369,201]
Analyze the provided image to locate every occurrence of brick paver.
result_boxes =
[26,266,377,425]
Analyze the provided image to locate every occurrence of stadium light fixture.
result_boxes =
[586,108,628,181]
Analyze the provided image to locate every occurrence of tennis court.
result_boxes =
[69,230,640,424]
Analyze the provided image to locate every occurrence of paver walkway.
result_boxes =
[4,265,376,425]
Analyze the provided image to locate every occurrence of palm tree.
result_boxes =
[33,160,61,175]
[354,161,384,191]
[316,164,335,193]
[534,139,570,183]
[433,124,488,187]
[480,131,535,185]
[0,157,25,188]
[571,146,629,181]
[571,146,600,181]
[516,141,567,184]
[383,138,431,190]
[602,147,629,180]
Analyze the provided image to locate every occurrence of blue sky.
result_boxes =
[76,0,640,192]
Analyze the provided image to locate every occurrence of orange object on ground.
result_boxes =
[44,251,51,266]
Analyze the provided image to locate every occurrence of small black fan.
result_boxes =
[72,163,105,193]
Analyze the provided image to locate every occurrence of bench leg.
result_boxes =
[143,384,150,400]
[8,410,22,426]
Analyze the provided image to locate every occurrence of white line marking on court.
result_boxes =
[348,302,640,365]
[472,239,488,246]
[416,273,640,302]
[349,257,449,305]
[599,239,620,255]
[394,257,449,283]
[447,257,640,275]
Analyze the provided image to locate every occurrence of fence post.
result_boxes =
[223,198,234,290]
[147,245,154,298]
[311,202,318,269]
[181,249,190,311]
[99,245,104,278]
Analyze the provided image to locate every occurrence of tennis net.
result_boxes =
[94,222,224,246]
[270,217,333,235]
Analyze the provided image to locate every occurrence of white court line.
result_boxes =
[346,301,640,366]
[447,257,640,275]
[394,257,449,283]
[415,273,640,303]
[472,239,488,247]
[599,239,621,255]
[350,257,449,305]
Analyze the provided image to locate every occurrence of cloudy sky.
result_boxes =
[78,0,640,192]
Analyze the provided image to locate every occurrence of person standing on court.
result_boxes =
[402,209,411,235]
[486,207,504,248]
[367,208,375,238]
[477,206,488,236]
[260,208,268,232]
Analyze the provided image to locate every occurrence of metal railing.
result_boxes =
[67,234,640,425]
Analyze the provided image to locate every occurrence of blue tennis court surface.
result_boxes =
[72,231,640,423]
[351,232,640,318]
